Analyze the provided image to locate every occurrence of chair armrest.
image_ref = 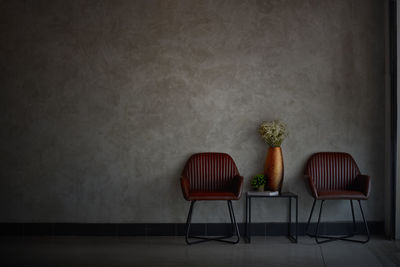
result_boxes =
[352,174,371,198]
[231,175,244,199]
[180,176,190,201]
[305,175,318,199]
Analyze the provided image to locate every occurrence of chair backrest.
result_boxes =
[306,152,360,191]
[182,152,240,192]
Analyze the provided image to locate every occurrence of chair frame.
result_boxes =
[305,199,370,244]
[181,152,243,245]
[185,200,240,245]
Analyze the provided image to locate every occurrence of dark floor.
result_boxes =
[0,236,399,267]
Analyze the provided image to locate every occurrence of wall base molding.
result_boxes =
[0,222,383,236]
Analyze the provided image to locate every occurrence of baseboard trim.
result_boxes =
[0,222,383,236]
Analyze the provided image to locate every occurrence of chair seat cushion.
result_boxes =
[316,190,368,200]
[186,191,239,200]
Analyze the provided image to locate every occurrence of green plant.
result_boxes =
[251,174,266,188]
[259,120,288,147]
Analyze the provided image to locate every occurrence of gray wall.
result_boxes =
[0,0,385,223]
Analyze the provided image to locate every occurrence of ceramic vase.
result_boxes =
[264,146,284,192]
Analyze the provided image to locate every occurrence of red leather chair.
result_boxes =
[180,153,243,244]
[305,152,370,243]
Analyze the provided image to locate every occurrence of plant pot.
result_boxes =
[264,146,284,192]
[257,185,264,192]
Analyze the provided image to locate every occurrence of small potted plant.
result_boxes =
[251,174,266,192]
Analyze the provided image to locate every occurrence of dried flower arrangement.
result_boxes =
[258,120,288,147]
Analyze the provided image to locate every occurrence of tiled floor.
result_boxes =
[0,236,399,267]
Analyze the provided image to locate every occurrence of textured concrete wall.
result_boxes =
[0,0,385,223]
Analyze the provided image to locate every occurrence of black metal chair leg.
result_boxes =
[288,198,291,237]
[307,199,370,244]
[185,201,196,245]
[227,200,236,236]
[350,200,356,235]
[245,195,248,241]
[305,199,316,236]
[320,200,369,243]
[313,200,352,244]
[228,200,240,244]
[185,200,240,245]
[358,200,370,243]
[315,200,327,244]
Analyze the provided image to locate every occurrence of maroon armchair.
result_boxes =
[305,152,370,243]
[180,153,243,244]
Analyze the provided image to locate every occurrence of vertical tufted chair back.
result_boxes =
[182,153,240,192]
[306,152,360,191]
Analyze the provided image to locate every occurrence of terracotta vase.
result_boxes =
[264,146,284,192]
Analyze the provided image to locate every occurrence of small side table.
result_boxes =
[245,191,298,243]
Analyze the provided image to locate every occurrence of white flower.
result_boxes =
[258,120,288,147]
